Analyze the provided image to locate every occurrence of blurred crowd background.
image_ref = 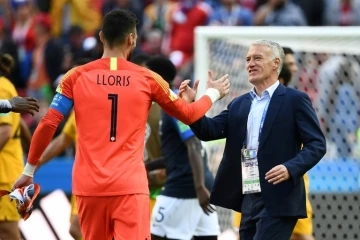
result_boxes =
[0,0,359,145]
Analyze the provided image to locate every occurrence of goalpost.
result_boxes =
[194,27,360,239]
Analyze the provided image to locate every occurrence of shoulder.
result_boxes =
[0,77,16,96]
[230,93,250,106]
[285,87,308,98]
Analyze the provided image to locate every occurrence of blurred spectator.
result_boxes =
[163,0,212,68]
[0,0,12,30]
[142,29,163,55]
[11,0,36,88]
[67,25,85,61]
[0,17,21,89]
[297,0,325,26]
[102,0,143,29]
[49,0,102,37]
[254,0,307,26]
[239,0,258,12]
[324,0,360,26]
[315,55,360,157]
[83,28,103,61]
[142,0,175,33]
[27,13,64,104]
[209,0,253,26]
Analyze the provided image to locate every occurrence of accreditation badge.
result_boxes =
[241,148,261,194]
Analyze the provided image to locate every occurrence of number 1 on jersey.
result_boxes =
[108,94,118,142]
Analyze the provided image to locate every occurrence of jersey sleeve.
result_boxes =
[62,111,76,140]
[171,117,195,142]
[56,67,79,100]
[148,71,212,125]
[0,84,14,125]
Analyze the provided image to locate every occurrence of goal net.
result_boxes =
[194,27,360,239]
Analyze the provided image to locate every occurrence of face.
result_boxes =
[246,45,279,85]
[284,54,298,75]
[16,4,31,21]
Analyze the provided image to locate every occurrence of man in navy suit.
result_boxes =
[178,40,326,240]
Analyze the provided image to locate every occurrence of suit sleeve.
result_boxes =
[190,100,232,141]
[27,69,77,165]
[148,71,213,125]
[283,92,326,184]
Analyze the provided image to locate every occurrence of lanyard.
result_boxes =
[244,99,270,146]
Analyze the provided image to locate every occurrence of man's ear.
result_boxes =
[127,33,135,46]
[99,31,104,44]
[274,58,281,71]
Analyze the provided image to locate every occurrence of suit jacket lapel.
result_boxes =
[259,84,286,149]
[237,93,252,142]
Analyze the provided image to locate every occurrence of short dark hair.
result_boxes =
[282,47,294,55]
[279,62,292,87]
[130,53,151,66]
[102,10,138,48]
[146,56,177,84]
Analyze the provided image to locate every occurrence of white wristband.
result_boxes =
[205,88,221,103]
[0,100,11,109]
[22,163,36,177]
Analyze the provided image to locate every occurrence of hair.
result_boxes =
[73,58,92,67]
[278,62,292,86]
[282,47,294,55]
[101,10,138,48]
[146,56,177,84]
[0,53,14,76]
[130,53,151,66]
[251,39,285,76]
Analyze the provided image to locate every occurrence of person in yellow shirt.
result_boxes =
[0,53,26,240]
[49,0,102,37]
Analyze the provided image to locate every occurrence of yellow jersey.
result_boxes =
[62,111,77,144]
[0,77,23,184]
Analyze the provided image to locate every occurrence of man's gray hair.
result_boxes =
[251,40,285,76]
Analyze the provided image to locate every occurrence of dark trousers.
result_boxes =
[239,193,298,240]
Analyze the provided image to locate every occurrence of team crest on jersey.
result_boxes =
[169,89,178,101]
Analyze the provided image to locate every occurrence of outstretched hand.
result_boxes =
[178,79,200,103]
[9,97,39,116]
[178,71,230,102]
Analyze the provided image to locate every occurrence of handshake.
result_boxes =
[178,71,230,103]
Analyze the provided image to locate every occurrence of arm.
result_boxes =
[186,137,215,215]
[186,136,205,190]
[15,67,77,183]
[145,157,165,171]
[37,133,74,169]
[0,97,39,115]
[190,100,232,141]
[0,124,12,150]
[283,92,326,184]
[20,118,32,150]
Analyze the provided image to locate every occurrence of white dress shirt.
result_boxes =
[246,81,280,150]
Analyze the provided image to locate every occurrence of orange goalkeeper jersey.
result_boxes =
[37,57,213,196]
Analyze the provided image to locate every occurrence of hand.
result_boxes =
[196,185,216,215]
[206,71,230,100]
[178,79,199,103]
[265,164,290,185]
[9,97,39,116]
[12,175,33,191]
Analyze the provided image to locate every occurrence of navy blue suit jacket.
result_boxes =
[190,84,326,218]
